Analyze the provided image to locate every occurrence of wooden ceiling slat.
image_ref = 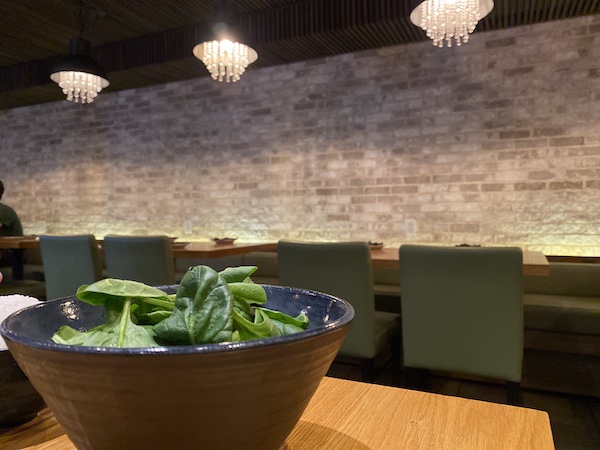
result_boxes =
[2,0,600,110]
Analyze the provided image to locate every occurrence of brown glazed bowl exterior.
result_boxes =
[0,285,353,450]
[0,349,46,428]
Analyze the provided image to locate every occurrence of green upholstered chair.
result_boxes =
[103,235,176,286]
[277,240,401,383]
[399,244,524,405]
[39,235,103,300]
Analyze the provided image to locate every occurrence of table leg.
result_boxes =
[11,248,25,280]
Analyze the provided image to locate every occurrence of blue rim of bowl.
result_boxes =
[0,285,354,356]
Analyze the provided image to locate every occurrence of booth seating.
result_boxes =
[523,262,600,338]
[520,262,600,398]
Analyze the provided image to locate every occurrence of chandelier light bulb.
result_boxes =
[410,0,494,47]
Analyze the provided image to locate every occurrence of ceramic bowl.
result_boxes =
[0,285,353,450]
[368,241,384,250]
[211,237,237,244]
[0,348,46,428]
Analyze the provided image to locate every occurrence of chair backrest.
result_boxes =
[103,235,175,286]
[39,235,103,300]
[277,241,376,358]
[175,254,245,280]
[399,244,524,382]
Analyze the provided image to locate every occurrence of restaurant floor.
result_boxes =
[326,361,600,450]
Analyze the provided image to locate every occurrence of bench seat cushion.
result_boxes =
[373,284,401,297]
[524,293,600,335]
[373,267,400,297]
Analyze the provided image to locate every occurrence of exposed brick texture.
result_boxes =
[1,15,599,256]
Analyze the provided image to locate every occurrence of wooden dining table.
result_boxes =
[0,236,551,279]
[370,247,550,276]
[0,376,554,450]
[0,236,39,280]
[0,237,277,280]
[171,243,549,276]
[171,240,277,258]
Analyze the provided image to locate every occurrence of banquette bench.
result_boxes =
[524,262,600,342]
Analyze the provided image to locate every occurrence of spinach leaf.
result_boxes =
[232,308,281,341]
[229,282,267,306]
[153,265,233,344]
[76,278,171,306]
[51,297,158,348]
[50,265,310,348]
[135,310,172,325]
[219,266,258,284]
[255,307,309,329]
[253,308,309,336]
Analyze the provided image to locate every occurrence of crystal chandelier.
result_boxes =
[50,38,109,104]
[410,0,495,48]
[193,0,257,83]
[50,1,109,103]
[193,39,258,83]
[52,71,106,104]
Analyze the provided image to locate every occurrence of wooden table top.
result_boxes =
[0,236,276,258]
[0,377,554,450]
[171,241,277,258]
[371,247,550,276]
[0,237,549,276]
[0,236,39,249]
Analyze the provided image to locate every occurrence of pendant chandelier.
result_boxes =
[193,0,258,83]
[50,0,109,104]
[409,0,495,48]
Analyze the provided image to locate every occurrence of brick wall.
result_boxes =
[1,15,599,256]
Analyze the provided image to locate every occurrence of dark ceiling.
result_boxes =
[1,0,599,111]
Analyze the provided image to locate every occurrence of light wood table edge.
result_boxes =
[1,377,555,450]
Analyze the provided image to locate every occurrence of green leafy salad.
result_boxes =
[52,265,309,348]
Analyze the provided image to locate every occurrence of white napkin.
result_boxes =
[0,295,41,350]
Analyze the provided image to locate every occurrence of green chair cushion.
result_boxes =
[175,255,245,282]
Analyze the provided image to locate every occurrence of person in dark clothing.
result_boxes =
[0,180,24,277]
[0,180,23,236]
